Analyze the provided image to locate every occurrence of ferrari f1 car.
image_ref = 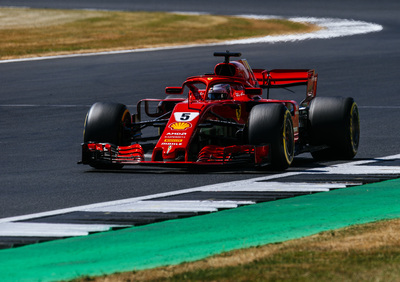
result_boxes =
[80,51,360,170]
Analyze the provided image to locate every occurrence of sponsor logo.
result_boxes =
[161,142,183,146]
[166,132,187,136]
[164,139,183,143]
[169,122,191,130]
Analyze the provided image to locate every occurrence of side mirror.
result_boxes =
[165,87,183,95]
[245,87,262,95]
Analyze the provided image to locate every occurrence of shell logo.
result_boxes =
[169,122,191,130]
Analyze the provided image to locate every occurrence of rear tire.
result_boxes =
[248,104,294,170]
[84,102,131,169]
[309,97,360,160]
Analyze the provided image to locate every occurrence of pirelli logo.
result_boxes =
[164,139,183,143]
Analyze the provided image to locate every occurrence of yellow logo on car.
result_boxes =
[169,122,191,130]
[236,105,242,121]
[164,139,183,143]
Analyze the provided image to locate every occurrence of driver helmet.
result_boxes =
[208,84,231,100]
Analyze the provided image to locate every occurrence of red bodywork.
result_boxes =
[81,52,318,168]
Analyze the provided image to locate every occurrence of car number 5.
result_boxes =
[174,112,199,122]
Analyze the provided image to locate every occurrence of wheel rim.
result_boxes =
[349,103,360,154]
[283,111,295,165]
[119,109,131,145]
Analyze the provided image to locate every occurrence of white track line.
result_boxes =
[0,222,120,237]
[1,154,399,225]
[204,182,346,192]
[227,15,382,44]
[84,200,253,213]
[0,171,300,224]
[0,14,382,64]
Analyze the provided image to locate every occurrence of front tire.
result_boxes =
[248,104,294,170]
[84,102,131,169]
[309,97,360,160]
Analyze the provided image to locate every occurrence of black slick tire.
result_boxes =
[309,96,360,160]
[248,103,294,170]
[84,102,131,169]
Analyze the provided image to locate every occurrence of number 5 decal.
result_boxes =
[180,113,191,120]
[174,112,199,122]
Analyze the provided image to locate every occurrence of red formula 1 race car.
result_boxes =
[80,51,360,170]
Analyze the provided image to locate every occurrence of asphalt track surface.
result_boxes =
[0,0,399,220]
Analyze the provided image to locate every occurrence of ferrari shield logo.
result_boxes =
[236,105,241,121]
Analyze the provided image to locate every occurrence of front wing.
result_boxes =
[80,143,270,168]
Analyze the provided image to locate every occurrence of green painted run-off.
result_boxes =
[1,178,400,281]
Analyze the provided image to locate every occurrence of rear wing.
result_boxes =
[253,69,318,106]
